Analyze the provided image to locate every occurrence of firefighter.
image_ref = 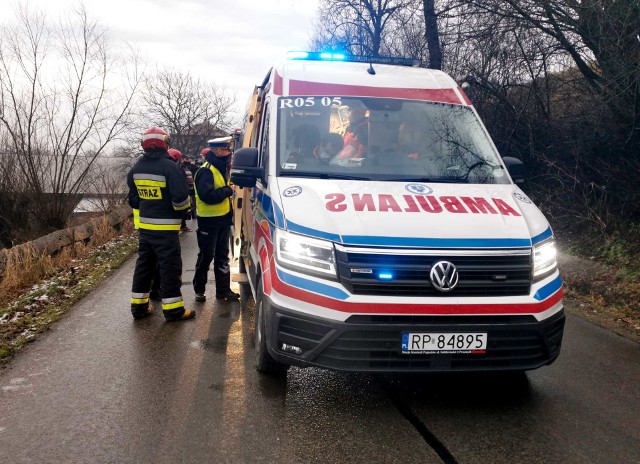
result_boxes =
[132,202,161,301]
[192,136,239,302]
[127,127,195,321]
[168,148,193,233]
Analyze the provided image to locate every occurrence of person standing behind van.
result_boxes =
[192,137,239,302]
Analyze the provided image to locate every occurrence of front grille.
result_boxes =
[274,311,565,372]
[336,248,532,297]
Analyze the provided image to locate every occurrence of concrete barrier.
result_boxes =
[0,204,132,276]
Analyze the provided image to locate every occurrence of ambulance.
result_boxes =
[231,52,564,373]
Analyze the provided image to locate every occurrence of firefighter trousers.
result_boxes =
[131,231,185,320]
[193,226,231,296]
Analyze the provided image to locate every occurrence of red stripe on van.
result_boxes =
[274,70,283,95]
[270,258,563,315]
[288,80,464,105]
[457,86,472,105]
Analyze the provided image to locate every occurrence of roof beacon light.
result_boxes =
[287,51,310,60]
[286,51,418,67]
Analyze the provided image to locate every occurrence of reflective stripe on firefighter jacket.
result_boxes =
[126,150,191,232]
[195,161,231,217]
[133,208,140,229]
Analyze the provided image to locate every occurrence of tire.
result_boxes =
[254,281,288,374]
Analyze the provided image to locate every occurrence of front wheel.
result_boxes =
[254,281,288,374]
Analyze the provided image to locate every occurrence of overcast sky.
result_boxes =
[0,0,320,123]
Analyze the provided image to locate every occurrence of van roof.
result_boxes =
[271,59,471,106]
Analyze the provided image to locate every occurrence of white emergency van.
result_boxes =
[231,52,564,373]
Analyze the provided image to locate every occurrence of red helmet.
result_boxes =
[141,127,170,151]
[168,148,182,161]
[200,148,211,157]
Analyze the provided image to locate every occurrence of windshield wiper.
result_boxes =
[389,177,467,183]
[279,171,372,181]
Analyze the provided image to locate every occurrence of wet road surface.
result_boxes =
[1,221,639,463]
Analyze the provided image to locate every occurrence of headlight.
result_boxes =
[533,239,557,281]
[275,229,337,278]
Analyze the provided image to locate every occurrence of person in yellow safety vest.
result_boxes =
[192,136,240,302]
[126,127,196,321]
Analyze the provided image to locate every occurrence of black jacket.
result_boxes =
[127,149,191,233]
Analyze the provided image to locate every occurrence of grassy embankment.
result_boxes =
[0,219,138,366]
[556,222,640,341]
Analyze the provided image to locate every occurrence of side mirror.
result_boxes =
[231,147,263,188]
[503,156,525,184]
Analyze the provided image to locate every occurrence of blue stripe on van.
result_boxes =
[257,190,285,228]
[276,268,349,300]
[287,221,342,243]
[532,227,553,245]
[274,202,285,228]
[257,190,275,224]
[533,275,562,301]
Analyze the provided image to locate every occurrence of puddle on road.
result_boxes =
[190,336,228,353]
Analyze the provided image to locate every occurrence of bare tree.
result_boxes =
[441,0,640,226]
[80,155,134,213]
[462,0,640,140]
[139,68,236,157]
[311,0,414,56]
[0,4,140,235]
[423,0,442,68]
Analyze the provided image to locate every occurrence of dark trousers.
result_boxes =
[150,265,161,295]
[193,226,231,295]
[131,231,184,319]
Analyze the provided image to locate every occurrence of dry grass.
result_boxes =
[0,216,135,303]
[559,251,640,342]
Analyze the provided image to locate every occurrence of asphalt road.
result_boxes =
[1,221,639,464]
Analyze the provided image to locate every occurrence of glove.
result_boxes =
[220,186,233,198]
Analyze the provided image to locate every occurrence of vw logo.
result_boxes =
[430,261,459,292]
[405,183,433,195]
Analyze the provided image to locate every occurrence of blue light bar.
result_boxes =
[286,51,418,67]
[287,51,310,60]
[378,272,394,281]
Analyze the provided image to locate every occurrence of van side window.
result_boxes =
[258,104,270,184]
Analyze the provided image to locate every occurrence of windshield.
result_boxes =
[276,96,509,184]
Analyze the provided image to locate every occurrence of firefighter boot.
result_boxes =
[165,308,196,322]
[132,306,153,320]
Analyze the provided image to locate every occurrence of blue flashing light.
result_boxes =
[319,52,345,61]
[287,51,309,60]
[286,51,419,67]
[378,272,394,281]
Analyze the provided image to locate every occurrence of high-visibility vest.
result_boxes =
[195,162,231,217]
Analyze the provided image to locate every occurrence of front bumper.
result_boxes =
[263,298,565,373]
